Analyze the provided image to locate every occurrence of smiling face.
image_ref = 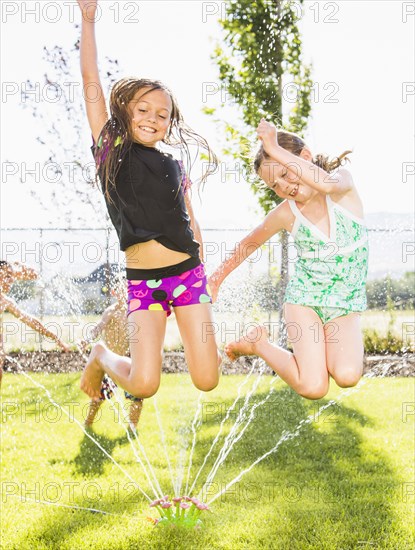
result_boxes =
[257,148,314,202]
[129,87,173,147]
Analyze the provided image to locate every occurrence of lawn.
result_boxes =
[1,371,413,549]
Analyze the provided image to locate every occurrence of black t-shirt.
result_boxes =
[91,140,200,257]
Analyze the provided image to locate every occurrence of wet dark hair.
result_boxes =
[0,260,11,270]
[254,129,352,174]
[93,78,218,201]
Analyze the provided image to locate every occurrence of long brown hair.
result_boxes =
[93,78,218,200]
[254,129,352,174]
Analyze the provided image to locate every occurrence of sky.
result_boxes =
[1,0,414,231]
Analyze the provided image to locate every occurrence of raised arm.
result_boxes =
[208,201,290,301]
[77,0,109,142]
[257,119,354,196]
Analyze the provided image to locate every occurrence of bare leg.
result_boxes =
[84,399,103,427]
[128,399,144,430]
[80,343,107,399]
[225,304,330,399]
[325,313,364,387]
[80,310,167,399]
[174,304,221,392]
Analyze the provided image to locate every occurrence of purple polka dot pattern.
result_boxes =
[127,263,211,317]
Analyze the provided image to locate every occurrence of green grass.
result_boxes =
[3,309,414,352]
[1,372,414,549]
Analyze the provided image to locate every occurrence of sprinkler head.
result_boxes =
[149,494,210,529]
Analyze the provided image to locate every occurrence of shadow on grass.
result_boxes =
[70,428,130,477]
[12,383,407,549]
[4,374,82,411]
[190,386,402,548]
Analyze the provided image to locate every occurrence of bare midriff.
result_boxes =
[125,240,191,269]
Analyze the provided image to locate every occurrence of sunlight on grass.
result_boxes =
[1,373,413,549]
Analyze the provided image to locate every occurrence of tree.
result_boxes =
[207,0,313,341]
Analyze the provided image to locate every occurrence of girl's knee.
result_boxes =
[195,373,220,392]
[334,368,362,388]
[298,380,329,400]
[189,352,222,392]
[194,377,219,392]
[192,365,221,392]
[128,361,161,398]
[128,381,160,399]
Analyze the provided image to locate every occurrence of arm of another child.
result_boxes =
[2,295,70,351]
[76,0,109,143]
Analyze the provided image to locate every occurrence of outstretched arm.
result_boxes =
[208,202,289,301]
[77,0,108,142]
[257,119,354,196]
[1,296,70,351]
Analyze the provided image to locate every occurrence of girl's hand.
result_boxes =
[76,0,98,19]
[256,118,279,152]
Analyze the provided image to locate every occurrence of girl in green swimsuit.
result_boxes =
[209,119,369,400]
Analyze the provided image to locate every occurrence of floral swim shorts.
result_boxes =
[99,374,142,403]
[127,262,212,317]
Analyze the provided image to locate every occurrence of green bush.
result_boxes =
[367,272,414,310]
[363,328,412,355]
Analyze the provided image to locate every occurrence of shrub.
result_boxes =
[367,272,414,310]
[363,328,413,355]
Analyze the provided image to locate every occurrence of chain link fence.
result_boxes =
[1,226,414,351]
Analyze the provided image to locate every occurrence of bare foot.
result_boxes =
[80,342,106,399]
[225,325,269,361]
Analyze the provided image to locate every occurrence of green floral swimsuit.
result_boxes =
[284,195,369,325]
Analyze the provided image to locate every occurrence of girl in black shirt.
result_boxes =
[77,0,221,400]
